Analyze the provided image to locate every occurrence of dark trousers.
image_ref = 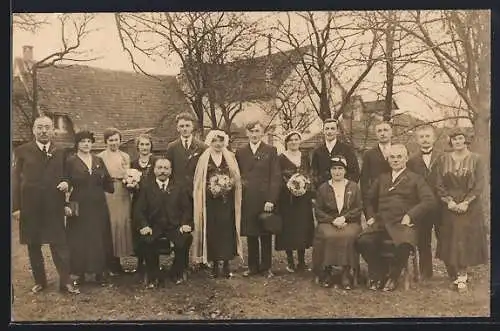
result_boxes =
[357,230,412,282]
[142,230,193,282]
[247,235,272,272]
[417,216,441,278]
[27,243,71,287]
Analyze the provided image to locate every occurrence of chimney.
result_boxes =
[267,34,272,57]
[22,45,34,63]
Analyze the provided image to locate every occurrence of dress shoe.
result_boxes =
[382,279,397,292]
[31,284,45,294]
[263,269,274,279]
[174,277,185,285]
[368,279,380,291]
[296,263,309,272]
[286,264,295,273]
[145,281,157,289]
[242,269,259,277]
[60,283,81,295]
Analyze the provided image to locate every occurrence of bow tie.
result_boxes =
[421,149,433,155]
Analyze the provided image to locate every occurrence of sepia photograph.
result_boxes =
[11,10,490,321]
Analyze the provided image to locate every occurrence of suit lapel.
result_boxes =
[389,169,408,191]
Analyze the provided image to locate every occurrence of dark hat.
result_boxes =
[74,130,96,144]
[330,155,348,169]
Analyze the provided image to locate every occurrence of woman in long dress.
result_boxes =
[436,128,488,292]
[275,131,314,272]
[65,131,114,285]
[97,128,134,275]
[312,156,362,289]
[192,130,243,278]
[130,134,157,274]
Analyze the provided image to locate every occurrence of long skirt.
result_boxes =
[104,182,134,257]
[206,194,237,261]
[437,201,488,269]
[312,222,361,274]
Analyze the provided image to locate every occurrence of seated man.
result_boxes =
[134,157,193,288]
[357,144,436,291]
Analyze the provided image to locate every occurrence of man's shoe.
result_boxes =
[31,284,45,294]
[382,279,397,292]
[263,269,274,279]
[368,279,379,291]
[60,283,81,295]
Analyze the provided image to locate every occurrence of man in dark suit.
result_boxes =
[12,116,79,294]
[406,125,443,279]
[134,157,193,288]
[360,121,393,211]
[236,120,281,278]
[311,118,360,186]
[165,112,207,196]
[357,144,436,291]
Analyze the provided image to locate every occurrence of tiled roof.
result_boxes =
[182,47,309,104]
[362,99,399,113]
[12,61,192,145]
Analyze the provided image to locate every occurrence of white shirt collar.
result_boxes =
[156,178,169,189]
[181,135,193,147]
[325,139,337,153]
[249,140,262,153]
[36,141,51,152]
[391,168,406,182]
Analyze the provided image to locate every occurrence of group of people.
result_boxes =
[12,112,488,296]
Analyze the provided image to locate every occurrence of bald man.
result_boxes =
[357,144,436,291]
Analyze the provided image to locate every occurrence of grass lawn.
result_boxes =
[11,218,490,321]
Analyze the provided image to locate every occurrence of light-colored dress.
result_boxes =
[98,149,134,257]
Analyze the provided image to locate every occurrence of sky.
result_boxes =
[12,12,469,125]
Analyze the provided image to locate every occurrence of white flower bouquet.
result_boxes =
[208,173,234,199]
[123,168,142,189]
[287,173,311,197]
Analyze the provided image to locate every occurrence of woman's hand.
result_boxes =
[455,201,469,214]
[447,200,458,211]
[332,216,346,228]
[140,226,153,236]
[64,206,73,217]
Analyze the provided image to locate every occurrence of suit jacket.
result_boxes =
[311,140,360,188]
[133,178,193,239]
[363,169,437,246]
[12,141,69,244]
[235,142,281,236]
[165,137,207,195]
[406,150,443,191]
[360,146,392,209]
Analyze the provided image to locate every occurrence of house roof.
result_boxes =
[184,47,309,104]
[362,99,399,113]
[12,61,192,145]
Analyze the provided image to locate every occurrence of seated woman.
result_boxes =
[312,156,362,289]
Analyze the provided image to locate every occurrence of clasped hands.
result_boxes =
[139,225,192,236]
[331,216,347,228]
[447,200,468,214]
[366,214,413,227]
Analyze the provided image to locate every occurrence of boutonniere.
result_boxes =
[46,153,53,158]
[188,152,199,160]
[346,190,352,205]
[388,177,403,192]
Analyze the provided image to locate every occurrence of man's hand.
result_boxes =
[366,217,375,226]
[264,202,274,213]
[180,225,192,234]
[332,216,346,228]
[56,181,69,193]
[447,200,457,212]
[401,214,413,227]
[140,226,153,236]
[64,206,73,217]
[12,210,20,221]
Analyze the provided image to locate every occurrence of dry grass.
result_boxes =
[11,218,490,321]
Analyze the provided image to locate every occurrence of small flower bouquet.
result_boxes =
[208,173,234,200]
[287,173,311,197]
[123,168,142,189]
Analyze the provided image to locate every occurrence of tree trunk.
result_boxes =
[319,88,331,120]
[32,66,38,122]
[384,19,395,122]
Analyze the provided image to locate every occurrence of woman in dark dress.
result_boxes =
[276,131,314,272]
[436,128,488,293]
[312,156,362,289]
[65,131,114,286]
[130,134,157,274]
[192,130,243,278]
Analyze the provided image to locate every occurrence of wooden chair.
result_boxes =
[380,239,420,290]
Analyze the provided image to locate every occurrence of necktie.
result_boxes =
[183,139,189,150]
[162,183,166,192]
[42,145,47,154]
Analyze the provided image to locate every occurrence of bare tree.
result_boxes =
[12,13,49,33]
[13,13,99,132]
[114,12,261,133]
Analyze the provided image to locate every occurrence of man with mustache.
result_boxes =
[134,157,193,288]
[407,125,444,279]
[12,116,80,294]
[356,144,436,291]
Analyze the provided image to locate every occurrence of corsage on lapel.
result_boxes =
[345,190,352,208]
[188,151,200,160]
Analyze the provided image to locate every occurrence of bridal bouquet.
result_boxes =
[287,173,311,197]
[123,168,142,189]
[208,173,234,200]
